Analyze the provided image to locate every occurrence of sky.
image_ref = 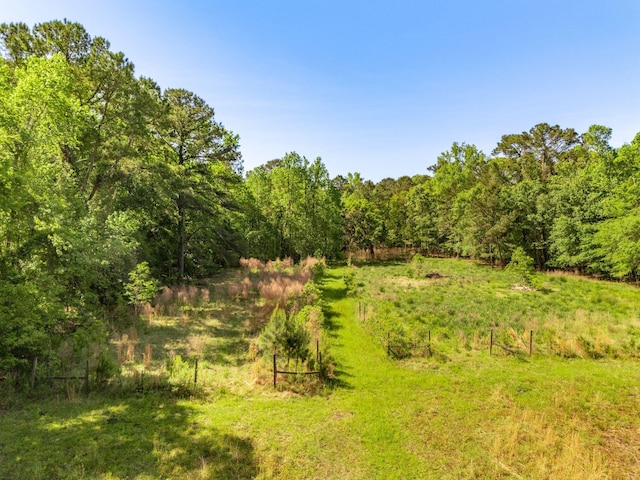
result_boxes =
[2,0,639,181]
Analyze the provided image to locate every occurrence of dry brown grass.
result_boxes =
[299,255,326,275]
[142,344,152,368]
[239,257,266,271]
[115,328,139,364]
[154,285,211,316]
[186,334,207,358]
[258,276,305,309]
[491,409,616,479]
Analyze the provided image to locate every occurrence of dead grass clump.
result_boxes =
[226,283,241,299]
[491,409,611,479]
[242,277,254,298]
[186,334,206,357]
[240,257,266,272]
[142,344,152,368]
[266,257,293,273]
[300,256,320,272]
[154,285,211,315]
[140,302,155,317]
[259,276,305,309]
[115,328,139,364]
[200,287,210,304]
[306,307,323,342]
[179,311,190,326]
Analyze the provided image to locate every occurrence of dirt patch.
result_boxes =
[424,271,448,279]
[391,273,450,288]
[511,284,536,292]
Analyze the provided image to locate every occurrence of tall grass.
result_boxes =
[352,257,640,359]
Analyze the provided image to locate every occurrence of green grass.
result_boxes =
[1,261,640,479]
[352,258,640,358]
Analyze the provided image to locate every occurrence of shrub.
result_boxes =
[506,247,535,287]
[258,307,310,367]
[407,253,428,277]
[94,350,120,385]
[124,262,159,314]
[342,269,357,295]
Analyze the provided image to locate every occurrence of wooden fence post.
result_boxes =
[387,332,390,357]
[194,358,199,387]
[84,360,90,395]
[31,357,38,390]
[529,330,533,355]
[273,353,277,389]
[490,329,493,356]
[316,339,319,362]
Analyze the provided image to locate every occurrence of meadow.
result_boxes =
[1,258,639,479]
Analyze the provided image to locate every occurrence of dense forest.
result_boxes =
[1,20,640,376]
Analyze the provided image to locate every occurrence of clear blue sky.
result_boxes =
[2,0,639,181]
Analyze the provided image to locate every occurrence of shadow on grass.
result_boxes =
[0,394,258,479]
[322,283,348,302]
[329,369,355,390]
[140,304,254,368]
[319,275,348,334]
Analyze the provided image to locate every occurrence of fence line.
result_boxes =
[272,352,320,388]
[36,359,91,394]
[386,331,432,359]
[490,329,534,356]
[383,329,535,359]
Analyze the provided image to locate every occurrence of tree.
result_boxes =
[594,134,640,279]
[0,54,92,370]
[245,153,342,260]
[506,247,535,287]
[124,262,158,314]
[428,143,485,256]
[155,88,242,278]
[547,126,614,273]
[341,172,384,258]
[493,123,580,182]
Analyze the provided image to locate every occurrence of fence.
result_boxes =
[386,331,432,359]
[490,329,534,356]
[31,358,91,394]
[357,302,369,322]
[28,355,207,396]
[272,340,322,388]
[384,329,536,359]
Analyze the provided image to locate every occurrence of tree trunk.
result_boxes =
[177,194,186,279]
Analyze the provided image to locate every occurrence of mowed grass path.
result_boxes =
[1,267,640,479]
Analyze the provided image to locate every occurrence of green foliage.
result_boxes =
[505,247,536,286]
[299,280,324,310]
[407,253,429,277]
[94,350,120,385]
[245,153,342,260]
[4,18,640,397]
[124,262,159,312]
[342,269,357,295]
[258,307,310,366]
[310,258,326,278]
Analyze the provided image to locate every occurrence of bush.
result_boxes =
[342,269,357,295]
[94,350,120,385]
[407,253,428,277]
[506,247,535,287]
[124,262,159,314]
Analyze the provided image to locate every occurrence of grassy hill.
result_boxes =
[1,259,639,479]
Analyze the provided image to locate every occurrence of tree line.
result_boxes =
[1,20,639,375]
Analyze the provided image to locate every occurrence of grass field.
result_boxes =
[1,259,639,479]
